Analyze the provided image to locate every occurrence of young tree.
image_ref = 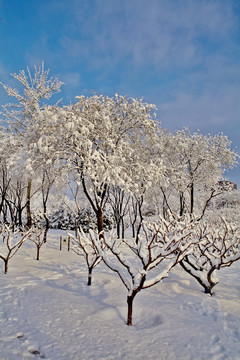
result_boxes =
[180,216,240,295]
[28,227,45,261]
[0,224,31,273]
[69,228,102,286]
[93,215,201,325]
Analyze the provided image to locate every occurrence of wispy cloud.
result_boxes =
[55,0,237,69]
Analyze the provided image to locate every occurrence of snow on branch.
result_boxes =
[92,215,200,325]
[0,224,31,274]
[180,216,240,294]
[69,228,103,286]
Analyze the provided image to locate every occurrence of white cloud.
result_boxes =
[159,86,240,141]
[59,0,237,69]
[61,72,81,88]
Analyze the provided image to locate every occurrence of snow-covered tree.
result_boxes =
[0,224,31,273]
[159,129,238,219]
[0,63,63,227]
[34,95,165,234]
[93,216,201,325]
[180,216,240,295]
[69,228,103,286]
[0,161,32,227]
[28,227,46,261]
[108,186,130,239]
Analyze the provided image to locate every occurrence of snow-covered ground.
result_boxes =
[0,230,239,360]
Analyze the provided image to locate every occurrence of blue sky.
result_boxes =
[0,0,240,185]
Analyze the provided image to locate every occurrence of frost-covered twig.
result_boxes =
[28,227,45,260]
[69,227,103,286]
[0,224,31,273]
[180,217,240,295]
[93,215,199,325]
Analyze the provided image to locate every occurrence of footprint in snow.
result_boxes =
[17,332,26,341]
[16,334,45,358]
[28,345,45,358]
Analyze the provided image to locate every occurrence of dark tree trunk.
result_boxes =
[126,274,146,325]
[136,196,144,244]
[179,192,185,216]
[43,215,49,243]
[127,293,136,326]
[190,183,194,215]
[26,179,32,228]
[36,245,40,261]
[96,208,104,234]
[131,224,135,238]
[116,221,120,239]
[18,207,23,227]
[121,217,125,239]
[88,267,93,286]
[4,259,8,274]
[180,260,217,295]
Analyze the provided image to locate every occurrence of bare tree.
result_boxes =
[0,224,31,273]
[180,217,240,295]
[108,186,130,238]
[28,227,45,261]
[93,216,199,325]
[69,227,102,286]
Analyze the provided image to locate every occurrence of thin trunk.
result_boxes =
[88,267,93,286]
[116,221,120,239]
[179,192,185,216]
[96,208,104,235]
[26,179,32,228]
[136,196,144,244]
[132,224,135,238]
[121,217,125,239]
[180,260,216,295]
[36,245,40,261]
[127,293,136,326]
[127,275,146,325]
[190,183,194,215]
[43,215,49,243]
[206,267,217,295]
[4,259,8,274]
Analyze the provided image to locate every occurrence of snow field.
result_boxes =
[0,230,239,360]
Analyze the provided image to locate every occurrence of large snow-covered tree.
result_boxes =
[33,94,165,234]
[0,63,63,227]
[158,129,238,219]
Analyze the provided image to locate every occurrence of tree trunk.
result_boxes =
[26,179,32,228]
[179,192,185,216]
[206,267,217,295]
[127,293,136,326]
[96,208,104,235]
[136,196,144,244]
[43,215,49,243]
[4,259,8,274]
[36,245,40,261]
[116,221,120,239]
[88,267,93,286]
[121,217,125,239]
[132,224,135,238]
[190,183,194,215]
[180,260,216,295]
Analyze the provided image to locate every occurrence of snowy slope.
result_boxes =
[0,230,239,360]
